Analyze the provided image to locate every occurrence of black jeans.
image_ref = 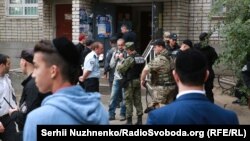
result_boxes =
[0,114,18,141]
[83,78,99,92]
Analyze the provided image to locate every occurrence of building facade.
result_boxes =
[0,0,223,55]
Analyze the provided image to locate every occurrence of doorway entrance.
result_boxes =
[116,5,151,54]
[56,4,72,41]
[93,3,152,54]
[140,11,151,53]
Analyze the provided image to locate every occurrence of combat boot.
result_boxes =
[125,117,132,125]
[135,115,142,125]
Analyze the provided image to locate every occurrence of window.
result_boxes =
[212,0,226,16]
[210,21,224,40]
[7,0,38,16]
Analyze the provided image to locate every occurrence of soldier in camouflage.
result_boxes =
[117,42,144,125]
[141,39,176,113]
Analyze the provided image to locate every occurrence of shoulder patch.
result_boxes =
[90,61,94,65]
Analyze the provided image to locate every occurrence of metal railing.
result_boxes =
[142,40,155,93]
[142,40,154,60]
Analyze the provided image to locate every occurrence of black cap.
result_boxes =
[151,39,165,47]
[18,48,34,64]
[182,39,193,48]
[52,37,81,67]
[199,32,209,41]
[169,33,177,40]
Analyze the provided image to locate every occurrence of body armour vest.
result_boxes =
[151,52,175,86]
[126,53,145,80]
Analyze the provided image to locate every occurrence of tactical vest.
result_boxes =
[152,52,175,86]
[126,54,145,80]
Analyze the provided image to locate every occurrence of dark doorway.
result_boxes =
[56,4,72,41]
[116,6,132,34]
[140,11,152,54]
[93,3,152,54]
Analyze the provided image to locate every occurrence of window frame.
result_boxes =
[211,0,226,18]
[6,0,39,17]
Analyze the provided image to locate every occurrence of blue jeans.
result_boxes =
[108,79,126,117]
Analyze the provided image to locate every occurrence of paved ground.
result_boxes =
[99,79,250,125]
[3,42,250,125]
[8,69,250,125]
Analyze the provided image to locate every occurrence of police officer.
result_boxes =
[167,33,180,59]
[141,39,176,113]
[117,42,144,125]
[80,41,104,92]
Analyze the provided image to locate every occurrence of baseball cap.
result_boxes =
[18,48,34,64]
[169,33,177,40]
[151,39,165,47]
[125,42,135,50]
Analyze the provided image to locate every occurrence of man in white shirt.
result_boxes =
[80,41,104,92]
[0,53,17,141]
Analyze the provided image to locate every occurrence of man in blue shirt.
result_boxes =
[23,37,108,141]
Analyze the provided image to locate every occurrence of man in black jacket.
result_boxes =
[9,49,50,141]
[194,32,218,103]
[76,33,88,65]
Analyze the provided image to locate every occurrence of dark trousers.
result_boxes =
[205,77,214,103]
[0,114,18,141]
[81,78,99,92]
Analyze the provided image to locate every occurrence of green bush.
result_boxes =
[211,0,250,99]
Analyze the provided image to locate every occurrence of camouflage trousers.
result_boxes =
[150,85,177,107]
[124,79,143,118]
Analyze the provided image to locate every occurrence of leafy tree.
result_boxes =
[211,0,250,101]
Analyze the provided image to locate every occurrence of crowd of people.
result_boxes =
[0,23,242,141]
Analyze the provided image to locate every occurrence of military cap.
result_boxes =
[125,42,135,50]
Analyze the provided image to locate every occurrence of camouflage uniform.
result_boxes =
[117,52,143,119]
[146,49,176,107]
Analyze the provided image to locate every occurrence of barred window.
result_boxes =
[212,0,226,16]
[7,0,38,16]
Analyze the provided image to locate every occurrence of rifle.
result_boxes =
[144,80,153,109]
